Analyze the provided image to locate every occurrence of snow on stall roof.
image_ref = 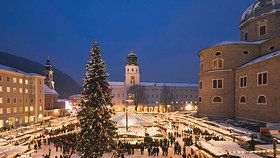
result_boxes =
[140,82,198,87]
[44,85,59,95]
[213,40,264,47]
[109,81,125,86]
[239,50,280,69]
[0,64,43,77]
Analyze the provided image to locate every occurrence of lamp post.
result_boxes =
[125,93,134,132]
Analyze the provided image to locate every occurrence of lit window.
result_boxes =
[0,86,2,92]
[7,87,11,92]
[213,96,222,103]
[25,89,28,93]
[13,107,17,113]
[213,58,223,69]
[7,108,12,114]
[0,97,3,104]
[257,95,267,105]
[240,96,246,104]
[13,87,17,93]
[19,88,23,93]
[25,107,29,112]
[257,72,268,85]
[13,77,17,83]
[240,76,247,88]
[259,25,266,36]
[30,106,33,112]
[39,106,42,111]
[25,79,28,85]
[25,116,28,123]
[19,79,23,84]
[212,79,223,89]
[0,108,3,114]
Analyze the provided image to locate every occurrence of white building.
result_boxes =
[110,51,198,113]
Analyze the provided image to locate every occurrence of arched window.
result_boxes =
[240,96,247,104]
[213,96,222,103]
[257,95,267,104]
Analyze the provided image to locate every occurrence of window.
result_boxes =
[7,98,11,103]
[240,76,247,88]
[213,96,223,103]
[13,98,17,103]
[200,62,204,71]
[0,76,2,81]
[127,69,129,72]
[259,25,266,36]
[7,108,12,114]
[0,108,2,114]
[25,107,29,112]
[19,79,23,84]
[30,106,34,112]
[13,107,17,113]
[39,106,42,111]
[198,97,202,103]
[269,46,276,52]
[13,77,17,83]
[13,87,17,93]
[25,116,28,123]
[240,96,247,104]
[130,76,135,84]
[0,86,2,92]
[132,68,134,72]
[213,58,223,69]
[30,99,34,103]
[25,89,28,94]
[212,79,223,89]
[258,72,268,85]
[199,82,203,89]
[257,95,267,105]
[6,77,11,82]
[244,32,248,41]
[0,97,3,104]
[19,88,23,93]
[7,87,11,92]
[214,51,222,56]
[25,79,28,85]
[242,51,249,55]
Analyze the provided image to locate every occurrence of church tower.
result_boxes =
[45,58,55,90]
[125,51,140,86]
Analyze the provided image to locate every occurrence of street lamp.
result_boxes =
[125,93,134,132]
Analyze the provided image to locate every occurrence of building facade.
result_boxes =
[0,65,45,128]
[198,0,280,123]
[110,51,198,113]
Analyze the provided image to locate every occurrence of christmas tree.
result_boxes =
[77,41,117,158]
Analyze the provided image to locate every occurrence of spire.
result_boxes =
[45,57,55,90]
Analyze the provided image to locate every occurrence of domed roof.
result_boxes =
[241,0,280,24]
[128,50,136,56]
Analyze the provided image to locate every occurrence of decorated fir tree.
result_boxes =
[77,41,117,158]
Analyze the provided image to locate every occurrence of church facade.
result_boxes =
[198,0,280,123]
[110,51,198,113]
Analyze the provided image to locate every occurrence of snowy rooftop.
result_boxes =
[238,50,280,69]
[213,40,264,47]
[109,81,198,87]
[0,64,43,77]
[44,85,59,95]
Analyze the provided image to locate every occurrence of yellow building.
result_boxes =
[0,64,45,128]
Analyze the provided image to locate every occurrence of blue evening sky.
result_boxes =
[0,0,254,84]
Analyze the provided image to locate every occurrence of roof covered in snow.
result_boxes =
[0,64,44,77]
[140,82,198,87]
[238,50,280,69]
[213,40,264,47]
[109,81,198,87]
[44,85,59,95]
[241,0,280,24]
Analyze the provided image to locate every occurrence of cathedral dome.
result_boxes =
[241,0,280,25]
